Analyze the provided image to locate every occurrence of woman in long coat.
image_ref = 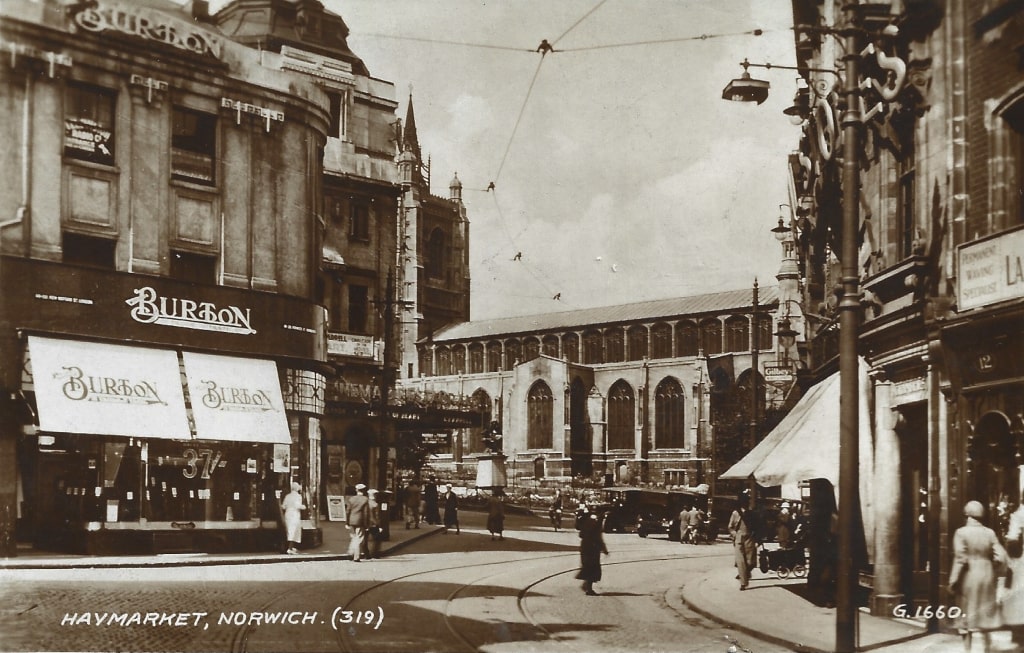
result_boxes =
[949,500,1007,652]
[442,484,460,534]
[576,505,608,595]
[486,488,505,540]
[280,482,305,555]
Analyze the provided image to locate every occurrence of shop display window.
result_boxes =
[64,83,116,166]
[144,440,268,523]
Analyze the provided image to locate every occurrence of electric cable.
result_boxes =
[550,0,608,47]
[493,55,545,185]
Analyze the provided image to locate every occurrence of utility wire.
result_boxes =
[560,28,766,51]
[356,33,533,52]
[551,0,609,47]
[493,55,545,184]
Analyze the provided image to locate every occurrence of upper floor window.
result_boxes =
[606,329,624,363]
[504,339,521,369]
[426,228,445,279]
[607,380,635,450]
[724,316,749,353]
[452,346,466,375]
[171,107,216,185]
[563,333,580,364]
[348,284,369,334]
[677,321,699,357]
[542,335,559,358]
[468,343,484,374]
[64,83,116,166]
[700,319,722,356]
[755,314,772,351]
[523,337,541,362]
[326,90,348,140]
[627,325,648,361]
[170,250,217,285]
[651,322,673,358]
[349,202,370,241]
[62,231,115,270]
[998,100,1024,229]
[487,341,502,372]
[583,330,603,364]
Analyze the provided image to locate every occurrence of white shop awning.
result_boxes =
[720,358,873,488]
[28,336,191,439]
[182,352,291,444]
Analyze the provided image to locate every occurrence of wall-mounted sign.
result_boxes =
[71,2,223,59]
[126,286,256,335]
[957,226,1024,311]
[327,333,375,359]
[764,364,795,385]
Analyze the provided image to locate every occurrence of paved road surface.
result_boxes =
[0,511,782,653]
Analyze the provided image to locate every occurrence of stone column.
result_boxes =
[871,378,902,615]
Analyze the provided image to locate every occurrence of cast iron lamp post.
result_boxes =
[722,5,864,649]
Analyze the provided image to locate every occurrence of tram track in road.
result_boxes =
[327,546,728,653]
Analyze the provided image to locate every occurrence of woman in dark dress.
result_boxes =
[486,488,505,540]
[576,504,609,595]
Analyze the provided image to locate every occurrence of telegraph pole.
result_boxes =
[376,268,399,540]
[748,279,759,508]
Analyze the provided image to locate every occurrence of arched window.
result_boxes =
[677,321,699,357]
[542,335,560,358]
[607,380,635,450]
[419,348,432,376]
[583,330,603,364]
[563,333,580,363]
[451,346,466,374]
[700,318,722,355]
[467,389,491,454]
[426,228,445,279]
[527,381,553,449]
[436,346,452,375]
[651,322,673,359]
[523,336,541,362]
[725,315,749,353]
[504,339,521,369]
[486,341,502,372]
[468,343,484,374]
[627,325,648,361]
[606,329,624,363]
[655,377,685,449]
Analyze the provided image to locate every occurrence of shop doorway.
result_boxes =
[969,411,1019,534]
[897,403,928,603]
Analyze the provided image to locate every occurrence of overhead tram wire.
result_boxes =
[558,27,768,52]
[550,0,609,47]
[355,33,534,53]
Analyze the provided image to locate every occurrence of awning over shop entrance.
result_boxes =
[182,352,291,444]
[720,358,872,487]
[719,357,874,555]
[28,335,192,439]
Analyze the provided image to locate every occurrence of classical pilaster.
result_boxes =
[871,375,903,615]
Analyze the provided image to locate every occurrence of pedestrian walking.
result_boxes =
[576,503,608,595]
[949,500,1008,653]
[776,501,794,549]
[365,488,382,559]
[280,481,305,555]
[487,488,505,540]
[404,479,422,529]
[1003,491,1024,646]
[442,483,460,534]
[728,493,758,590]
[424,476,441,525]
[346,483,370,562]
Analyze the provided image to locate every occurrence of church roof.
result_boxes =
[429,285,779,342]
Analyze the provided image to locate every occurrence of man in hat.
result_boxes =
[346,483,371,561]
[777,501,794,550]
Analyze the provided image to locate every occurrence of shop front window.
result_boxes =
[143,440,271,523]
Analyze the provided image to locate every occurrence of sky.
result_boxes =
[329,0,802,320]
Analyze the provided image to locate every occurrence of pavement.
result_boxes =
[2,517,1015,653]
[0,518,441,569]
